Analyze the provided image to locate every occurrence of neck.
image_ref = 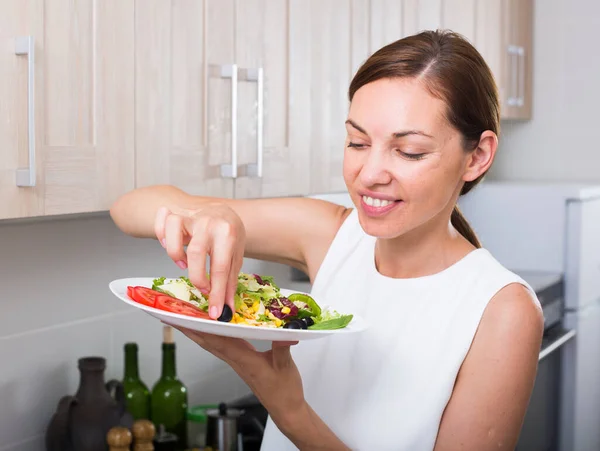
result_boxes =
[374,212,474,279]
[161,343,177,379]
[76,370,110,403]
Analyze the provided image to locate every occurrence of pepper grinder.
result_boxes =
[107,426,132,451]
[132,419,156,451]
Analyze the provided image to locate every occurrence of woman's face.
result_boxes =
[343,77,483,240]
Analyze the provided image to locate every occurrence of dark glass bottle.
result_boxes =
[123,342,151,420]
[151,326,188,450]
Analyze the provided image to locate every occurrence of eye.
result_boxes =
[347,142,367,149]
[397,149,425,160]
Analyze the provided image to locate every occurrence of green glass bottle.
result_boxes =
[122,342,151,420]
[151,326,188,450]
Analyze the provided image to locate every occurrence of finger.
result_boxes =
[207,226,236,319]
[172,325,256,362]
[224,247,243,312]
[164,213,187,269]
[186,233,210,294]
[154,206,170,247]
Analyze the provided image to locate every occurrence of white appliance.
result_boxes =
[459,181,600,451]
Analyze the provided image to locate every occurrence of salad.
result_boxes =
[126,273,353,331]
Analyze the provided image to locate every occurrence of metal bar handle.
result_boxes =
[507,45,519,107]
[539,329,576,362]
[15,36,36,187]
[517,46,525,107]
[245,67,264,178]
[219,64,238,179]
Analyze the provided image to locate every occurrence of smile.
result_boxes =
[362,196,394,207]
[360,195,401,217]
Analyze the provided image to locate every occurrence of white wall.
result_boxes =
[0,213,303,451]
[489,0,600,182]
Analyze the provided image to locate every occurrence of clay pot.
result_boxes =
[45,357,134,451]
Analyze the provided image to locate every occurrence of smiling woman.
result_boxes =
[110,29,543,451]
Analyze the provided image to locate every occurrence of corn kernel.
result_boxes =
[252,301,260,312]
[275,319,282,327]
[281,306,291,314]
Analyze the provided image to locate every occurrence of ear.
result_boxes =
[462,131,498,182]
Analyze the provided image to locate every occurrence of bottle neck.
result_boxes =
[124,346,140,380]
[161,343,177,379]
[76,369,109,403]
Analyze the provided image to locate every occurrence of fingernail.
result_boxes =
[176,260,187,269]
[210,306,218,319]
[160,238,166,248]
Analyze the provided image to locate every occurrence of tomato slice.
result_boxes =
[128,286,162,307]
[154,295,212,320]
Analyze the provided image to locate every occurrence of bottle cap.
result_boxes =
[163,325,174,344]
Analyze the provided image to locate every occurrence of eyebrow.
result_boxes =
[345,119,434,139]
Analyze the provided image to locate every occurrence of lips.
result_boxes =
[359,195,402,217]
[361,195,395,208]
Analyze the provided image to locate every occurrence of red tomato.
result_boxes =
[154,295,212,320]
[128,286,162,307]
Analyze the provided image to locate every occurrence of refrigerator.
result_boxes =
[459,181,600,451]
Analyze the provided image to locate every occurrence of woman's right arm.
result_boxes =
[110,185,351,316]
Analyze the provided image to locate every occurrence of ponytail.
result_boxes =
[451,205,481,248]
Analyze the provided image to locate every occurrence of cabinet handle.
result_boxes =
[517,46,525,107]
[15,36,36,187]
[219,64,238,179]
[507,45,519,107]
[241,67,264,178]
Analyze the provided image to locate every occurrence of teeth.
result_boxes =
[362,196,393,208]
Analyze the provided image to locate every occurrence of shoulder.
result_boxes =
[482,282,543,343]
[465,280,544,382]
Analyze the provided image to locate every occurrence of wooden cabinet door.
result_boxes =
[135,0,235,198]
[38,0,135,215]
[502,0,533,119]
[232,0,311,199]
[287,0,371,195]
[443,0,477,44]
[475,0,533,120]
[0,0,44,220]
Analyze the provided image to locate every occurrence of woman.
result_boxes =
[111,30,543,450]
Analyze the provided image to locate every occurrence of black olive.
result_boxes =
[217,304,233,322]
[283,320,301,329]
[302,317,315,327]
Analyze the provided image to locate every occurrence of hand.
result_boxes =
[154,204,246,319]
[171,325,304,429]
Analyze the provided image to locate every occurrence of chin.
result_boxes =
[355,212,408,240]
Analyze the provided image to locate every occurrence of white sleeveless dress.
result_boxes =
[260,209,534,451]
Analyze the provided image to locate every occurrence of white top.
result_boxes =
[260,209,534,451]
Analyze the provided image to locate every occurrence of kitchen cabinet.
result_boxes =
[0,0,135,220]
[474,0,533,120]
[135,0,309,200]
[294,0,371,194]
[0,0,43,219]
[1,0,535,221]
[366,0,534,121]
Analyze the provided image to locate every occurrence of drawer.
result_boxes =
[565,198,600,309]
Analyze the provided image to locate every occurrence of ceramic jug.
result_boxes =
[45,356,134,451]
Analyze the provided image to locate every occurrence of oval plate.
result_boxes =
[109,277,368,341]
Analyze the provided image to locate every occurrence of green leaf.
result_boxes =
[288,293,321,317]
[308,314,353,330]
[151,277,166,290]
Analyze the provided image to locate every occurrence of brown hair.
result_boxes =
[348,29,500,248]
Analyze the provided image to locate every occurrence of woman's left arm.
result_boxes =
[434,283,544,451]
[172,327,351,451]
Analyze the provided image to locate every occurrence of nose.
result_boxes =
[358,147,392,187]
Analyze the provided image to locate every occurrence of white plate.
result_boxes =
[109,277,368,341]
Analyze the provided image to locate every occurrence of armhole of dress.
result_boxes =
[310,208,360,294]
